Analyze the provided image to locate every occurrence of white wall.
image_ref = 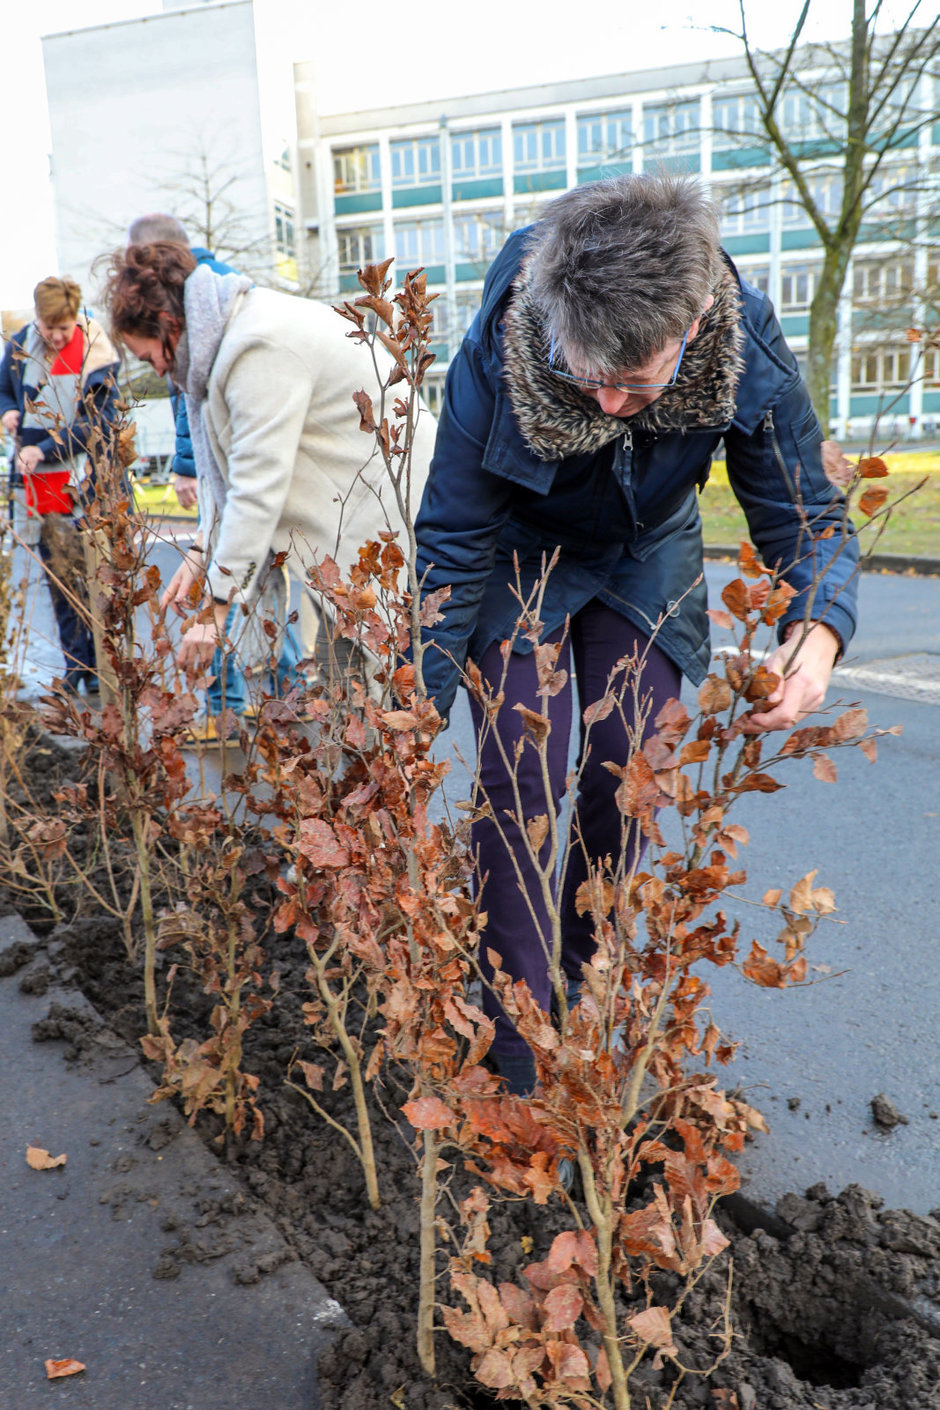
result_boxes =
[42,1,270,303]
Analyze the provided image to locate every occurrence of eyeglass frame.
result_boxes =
[547,325,692,393]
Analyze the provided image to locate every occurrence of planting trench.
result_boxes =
[4,730,939,1410]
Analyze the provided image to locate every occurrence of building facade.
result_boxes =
[296,53,940,439]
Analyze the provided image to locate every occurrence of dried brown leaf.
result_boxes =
[27,1145,67,1170]
[45,1359,85,1379]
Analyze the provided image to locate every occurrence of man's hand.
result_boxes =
[741,621,841,733]
[17,444,45,474]
[1,409,20,436]
[160,545,204,613]
[821,439,854,489]
[174,474,198,510]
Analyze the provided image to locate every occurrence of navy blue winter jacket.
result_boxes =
[414,228,858,716]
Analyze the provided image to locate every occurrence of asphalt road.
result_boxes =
[442,561,940,1214]
[12,528,940,1215]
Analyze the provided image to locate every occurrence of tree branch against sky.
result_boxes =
[713,0,940,428]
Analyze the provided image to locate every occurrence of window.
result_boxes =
[923,347,940,387]
[780,82,847,142]
[780,264,818,311]
[453,211,504,263]
[864,164,918,219]
[642,99,700,155]
[390,135,442,188]
[850,345,912,392]
[781,173,842,226]
[433,291,483,344]
[577,110,632,164]
[713,92,762,149]
[852,258,914,304]
[513,119,566,173]
[719,183,771,235]
[737,264,770,295]
[451,128,502,180]
[337,224,385,272]
[274,201,295,258]
[333,144,381,195]
[455,291,482,335]
[394,218,445,265]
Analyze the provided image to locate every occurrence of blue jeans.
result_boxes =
[207,605,304,716]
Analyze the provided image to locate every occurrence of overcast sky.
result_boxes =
[0,0,907,312]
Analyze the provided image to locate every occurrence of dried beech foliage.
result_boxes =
[330,262,898,1405]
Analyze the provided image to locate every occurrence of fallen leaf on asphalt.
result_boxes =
[27,1145,67,1170]
[45,1359,85,1379]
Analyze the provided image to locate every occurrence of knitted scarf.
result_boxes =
[173,264,252,528]
[501,259,746,461]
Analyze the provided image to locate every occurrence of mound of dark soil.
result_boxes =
[5,731,940,1410]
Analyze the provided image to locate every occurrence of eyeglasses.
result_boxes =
[547,326,691,392]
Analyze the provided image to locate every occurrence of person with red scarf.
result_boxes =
[0,276,121,695]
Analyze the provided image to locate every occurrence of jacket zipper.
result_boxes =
[763,407,799,500]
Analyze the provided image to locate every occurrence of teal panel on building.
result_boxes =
[854,307,915,334]
[452,177,503,201]
[921,391,940,413]
[711,147,770,171]
[339,272,361,292]
[792,138,843,160]
[513,170,567,195]
[334,192,383,215]
[648,152,700,175]
[722,233,771,256]
[848,392,911,416]
[872,126,919,151]
[853,217,918,248]
[392,184,443,209]
[415,264,445,284]
[455,262,488,281]
[781,313,810,338]
[781,228,824,251]
[576,162,632,184]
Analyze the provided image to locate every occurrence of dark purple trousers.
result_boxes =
[468,599,682,1061]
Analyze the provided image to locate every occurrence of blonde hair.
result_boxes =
[33,276,82,326]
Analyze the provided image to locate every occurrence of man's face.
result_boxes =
[36,317,78,353]
[560,294,714,419]
[576,336,691,418]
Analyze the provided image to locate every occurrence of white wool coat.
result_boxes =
[196,286,436,605]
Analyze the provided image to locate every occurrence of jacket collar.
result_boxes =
[501,256,746,461]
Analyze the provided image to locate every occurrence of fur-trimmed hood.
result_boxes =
[501,258,745,461]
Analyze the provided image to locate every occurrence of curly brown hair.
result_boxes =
[102,242,197,364]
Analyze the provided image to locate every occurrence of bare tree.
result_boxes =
[156,137,277,284]
[714,0,940,429]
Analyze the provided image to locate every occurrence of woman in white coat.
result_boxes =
[103,241,435,680]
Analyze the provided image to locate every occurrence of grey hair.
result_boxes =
[526,174,721,375]
[126,212,190,247]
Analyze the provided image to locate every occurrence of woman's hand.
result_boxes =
[741,621,841,733]
[175,600,229,672]
[1,409,20,436]
[160,544,205,614]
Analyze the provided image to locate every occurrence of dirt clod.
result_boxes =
[871,1093,909,1128]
